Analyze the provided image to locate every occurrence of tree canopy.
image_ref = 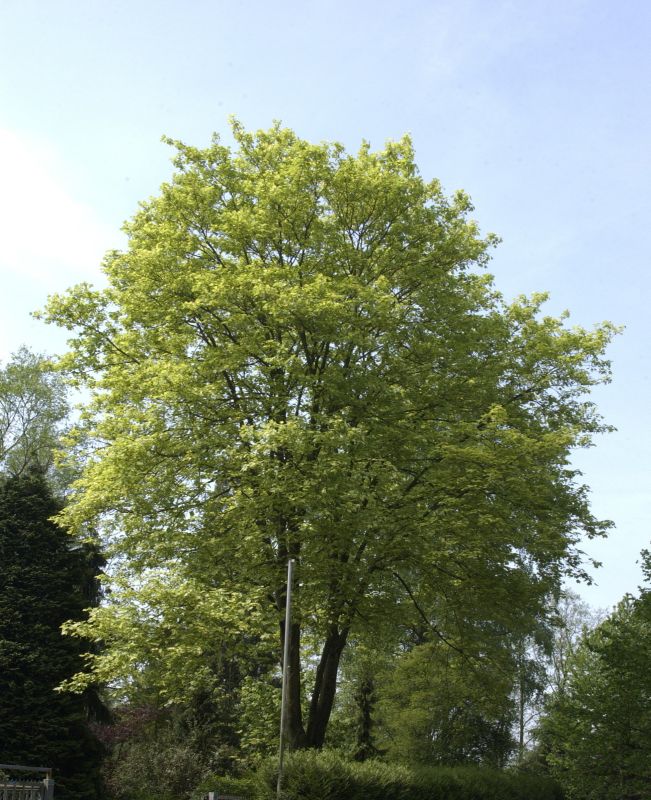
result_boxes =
[43,120,616,749]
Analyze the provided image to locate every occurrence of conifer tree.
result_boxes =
[0,470,104,799]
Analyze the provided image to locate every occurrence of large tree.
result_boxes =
[43,121,615,749]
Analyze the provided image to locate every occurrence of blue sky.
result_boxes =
[1,0,649,609]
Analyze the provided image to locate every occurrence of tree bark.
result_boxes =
[280,618,307,749]
[305,625,349,748]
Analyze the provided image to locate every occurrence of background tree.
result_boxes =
[0,347,68,481]
[96,702,221,800]
[512,623,554,764]
[537,554,651,799]
[546,590,604,699]
[0,470,104,800]
[378,638,516,767]
[324,640,389,761]
[92,628,281,792]
[518,591,604,772]
[44,120,616,751]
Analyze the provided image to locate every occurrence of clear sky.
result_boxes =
[1,0,649,610]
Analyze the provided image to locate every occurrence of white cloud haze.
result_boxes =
[0,128,115,286]
[0,128,118,359]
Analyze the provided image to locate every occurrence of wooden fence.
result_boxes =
[0,765,54,800]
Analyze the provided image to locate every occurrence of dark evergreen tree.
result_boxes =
[0,469,104,800]
[352,675,380,762]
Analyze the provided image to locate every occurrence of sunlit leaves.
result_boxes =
[43,121,615,724]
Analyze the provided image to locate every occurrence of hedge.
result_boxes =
[202,751,563,800]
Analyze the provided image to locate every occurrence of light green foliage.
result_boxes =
[61,566,272,701]
[43,121,615,746]
[237,676,281,760]
[540,556,651,799]
[0,346,68,480]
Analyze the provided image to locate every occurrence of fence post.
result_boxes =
[42,777,55,800]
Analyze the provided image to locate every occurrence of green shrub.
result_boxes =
[250,750,563,800]
[103,731,208,800]
[195,772,261,800]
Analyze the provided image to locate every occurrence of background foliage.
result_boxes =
[538,553,651,799]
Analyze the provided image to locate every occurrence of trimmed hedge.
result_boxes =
[203,751,563,800]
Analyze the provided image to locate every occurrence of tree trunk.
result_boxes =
[305,626,349,748]
[276,565,349,751]
[280,618,307,749]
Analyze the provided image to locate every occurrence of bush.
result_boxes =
[195,773,261,800]
[249,750,563,800]
[102,724,209,800]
